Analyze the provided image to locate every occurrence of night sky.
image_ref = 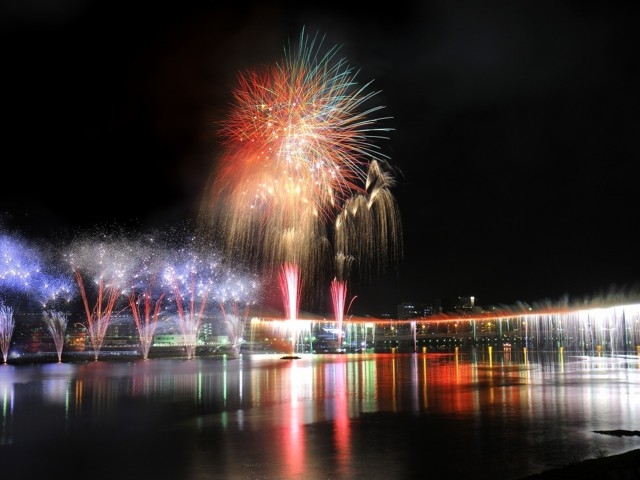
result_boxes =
[2,2,639,315]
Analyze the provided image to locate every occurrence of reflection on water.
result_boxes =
[0,350,639,480]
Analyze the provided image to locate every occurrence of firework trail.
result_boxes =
[330,278,347,348]
[198,28,402,314]
[127,243,167,361]
[66,231,143,360]
[213,265,260,354]
[0,304,14,363]
[279,262,301,322]
[128,286,164,360]
[42,309,68,362]
[162,245,223,359]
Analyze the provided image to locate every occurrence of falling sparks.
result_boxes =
[0,233,41,295]
[162,246,224,359]
[66,232,146,360]
[0,303,14,363]
[42,309,68,362]
[199,28,402,313]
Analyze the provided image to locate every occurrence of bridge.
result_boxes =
[246,302,640,354]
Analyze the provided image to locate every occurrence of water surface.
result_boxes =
[1,350,639,479]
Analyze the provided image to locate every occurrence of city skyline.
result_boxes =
[2,2,639,314]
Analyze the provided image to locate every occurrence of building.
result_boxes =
[397,300,441,319]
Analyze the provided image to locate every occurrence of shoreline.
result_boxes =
[520,446,640,479]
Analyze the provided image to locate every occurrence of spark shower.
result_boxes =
[197,29,402,326]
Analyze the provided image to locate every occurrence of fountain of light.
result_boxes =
[244,302,640,355]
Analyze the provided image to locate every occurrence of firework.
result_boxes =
[66,232,144,360]
[42,309,68,362]
[0,233,41,297]
[34,273,75,310]
[214,265,260,354]
[0,303,14,363]
[127,247,167,360]
[330,278,347,348]
[199,29,402,313]
[123,229,183,360]
[162,246,224,359]
[0,234,48,361]
[278,262,301,322]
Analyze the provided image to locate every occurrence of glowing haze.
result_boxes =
[198,29,402,313]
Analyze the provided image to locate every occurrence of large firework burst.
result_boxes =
[199,29,402,311]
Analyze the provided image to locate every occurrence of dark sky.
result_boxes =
[2,2,639,314]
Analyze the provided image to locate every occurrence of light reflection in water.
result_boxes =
[0,366,15,445]
[284,360,305,478]
[331,360,351,478]
[0,351,639,479]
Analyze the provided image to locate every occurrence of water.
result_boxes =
[1,350,639,480]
